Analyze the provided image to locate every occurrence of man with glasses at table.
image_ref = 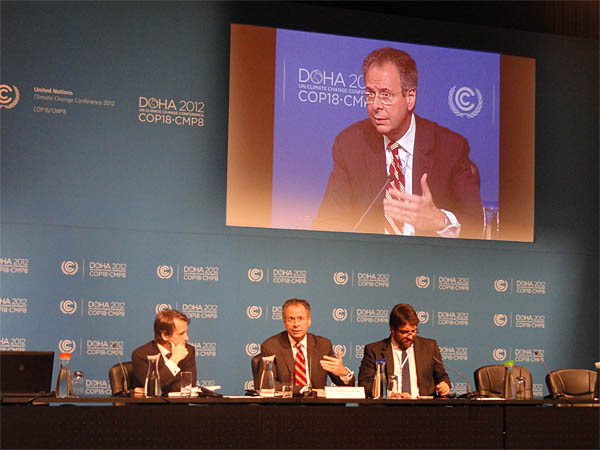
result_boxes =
[358,303,451,398]
[257,298,355,391]
[313,47,482,238]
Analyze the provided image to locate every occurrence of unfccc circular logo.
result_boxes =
[493,313,508,327]
[416,275,430,289]
[59,339,76,353]
[0,84,20,109]
[246,305,263,319]
[245,343,260,356]
[247,268,264,282]
[60,300,77,315]
[333,272,348,286]
[156,265,174,279]
[61,260,79,275]
[493,348,507,361]
[494,280,509,292]
[448,86,483,118]
[333,344,347,358]
[244,380,254,390]
[417,311,430,324]
[332,308,348,322]
[155,303,172,314]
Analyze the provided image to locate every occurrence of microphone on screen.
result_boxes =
[433,356,476,399]
[352,175,393,232]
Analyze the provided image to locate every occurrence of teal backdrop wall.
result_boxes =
[1,1,598,396]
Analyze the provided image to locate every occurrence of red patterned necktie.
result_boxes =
[384,141,406,234]
[294,342,308,386]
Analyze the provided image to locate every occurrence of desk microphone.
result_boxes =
[433,357,476,398]
[352,175,392,232]
[112,343,131,397]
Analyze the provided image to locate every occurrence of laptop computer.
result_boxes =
[0,350,54,397]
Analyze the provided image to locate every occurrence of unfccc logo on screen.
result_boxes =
[247,268,263,282]
[417,311,430,324]
[245,343,260,356]
[333,344,347,358]
[333,272,348,286]
[494,280,509,292]
[416,275,430,289]
[156,265,174,279]
[59,339,76,353]
[246,305,263,319]
[61,260,79,275]
[493,348,507,361]
[60,300,77,315]
[155,303,172,314]
[493,313,508,326]
[0,84,20,109]
[332,308,348,322]
[448,86,483,118]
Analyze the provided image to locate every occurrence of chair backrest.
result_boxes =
[250,354,263,389]
[474,364,533,399]
[108,361,134,396]
[546,369,597,400]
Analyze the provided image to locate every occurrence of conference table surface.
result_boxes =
[1,395,598,449]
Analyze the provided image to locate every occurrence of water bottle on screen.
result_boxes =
[144,354,161,397]
[55,352,73,397]
[259,356,276,397]
[373,358,387,399]
[502,360,515,400]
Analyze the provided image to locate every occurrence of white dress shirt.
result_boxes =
[391,339,420,398]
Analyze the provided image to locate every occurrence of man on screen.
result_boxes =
[313,47,483,238]
[358,303,451,398]
[257,298,355,391]
[132,309,197,394]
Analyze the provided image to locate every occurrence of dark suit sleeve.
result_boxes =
[431,341,450,388]
[313,134,356,232]
[358,343,377,397]
[131,345,149,389]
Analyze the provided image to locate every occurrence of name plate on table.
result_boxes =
[324,386,366,399]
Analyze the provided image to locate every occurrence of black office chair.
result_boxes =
[108,361,135,397]
[546,369,598,406]
[474,364,533,399]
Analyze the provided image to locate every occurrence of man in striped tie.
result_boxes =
[259,298,355,392]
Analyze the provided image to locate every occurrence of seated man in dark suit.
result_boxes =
[257,298,355,391]
[313,47,482,238]
[358,303,450,398]
[132,309,196,395]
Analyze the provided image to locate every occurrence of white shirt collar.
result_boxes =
[384,113,416,155]
[288,333,308,350]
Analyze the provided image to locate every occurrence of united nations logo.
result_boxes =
[493,348,507,361]
[417,311,430,324]
[333,344,347,358]
[448,86,483,118]
[416,275,430,289]
[332,308,348,322]
[61,260,79,275]
[244,380,254,391]
[333,272,348,286]
[59,300,77,315]
[155,303,172,314]
[248,268,264,282]
[493,313,508,327]
[245,343,260,356]
[0,84,20,109]
[156,265,174,279]
[494,279,509,293]
[58,339,76,353]
[246,305,263,319]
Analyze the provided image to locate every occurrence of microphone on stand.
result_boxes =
[352,175,392,232]
[433,357,476,399]
[112,343,131,397]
